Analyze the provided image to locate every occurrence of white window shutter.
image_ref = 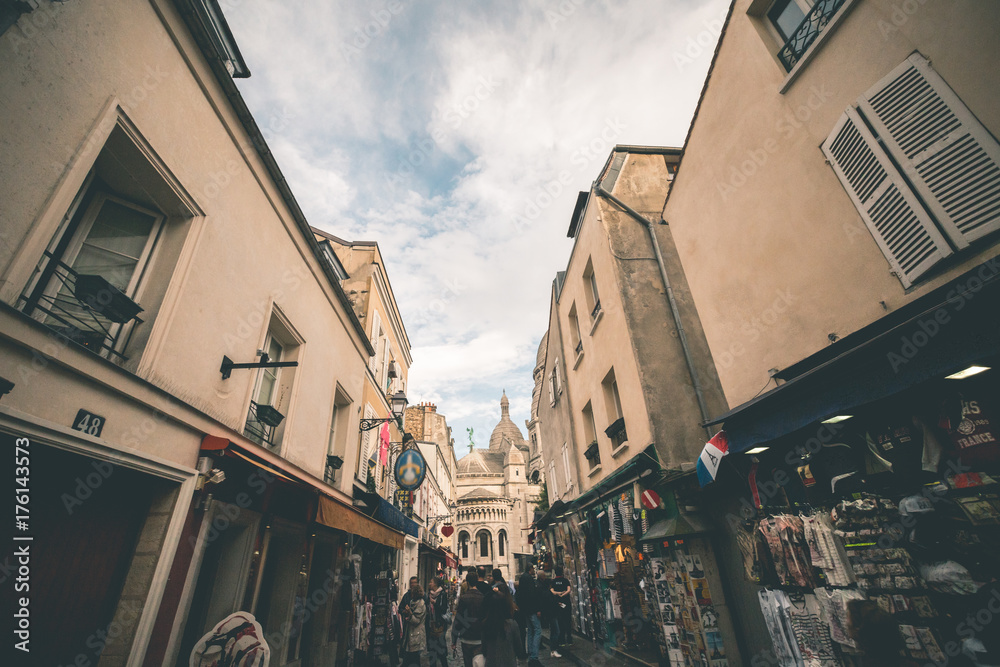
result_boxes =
[548,371,556,407]
[858,54,1000,246]
[549,462,558,498]
[822,107,952,288]
[358,404,376,482]
[562,443,571,486]
[369,312,381,372]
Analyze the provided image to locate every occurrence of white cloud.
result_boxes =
[225,0,728,451]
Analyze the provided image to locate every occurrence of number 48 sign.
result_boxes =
[73,409,106,438]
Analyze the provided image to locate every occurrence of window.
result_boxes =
[357,404,377,483]
[16,117,199,367]
[325,387,352,485]
[459,531,470,560]
[548,359,562,406]
[568,303,583,357]
[602,369,628,451]
[823,54,1000,288]
[583,260,601,321]
[582,402,600,469]
[498,531,506,558]
[368,310,382,374]
[767,0,807,42]
[562,443,572,486]
[244,311,302,452]
[478,531,491,559]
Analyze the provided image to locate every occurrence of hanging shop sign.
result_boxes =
[396,488,414,517]
[394,447,426,491]
[441,524,454,537]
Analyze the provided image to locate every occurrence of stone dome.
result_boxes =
[489,391,528,451]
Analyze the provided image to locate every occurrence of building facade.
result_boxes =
[657,1,1000,664]
[529,147,738,663]
[453,393,541,581]
[0,2,415,665]
[404,402,460,585]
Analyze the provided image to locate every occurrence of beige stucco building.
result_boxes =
[663,0,1000,410]
[318,230,412,499]
[534,147,728,500]
[0,2,414,665]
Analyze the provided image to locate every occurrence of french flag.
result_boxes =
[696,431,729,487]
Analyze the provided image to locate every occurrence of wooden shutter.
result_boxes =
[358,404,375,481]
[859,54,1000,246]
[822,107,952,287]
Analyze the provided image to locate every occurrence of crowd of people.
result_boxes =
[396,564,573,667]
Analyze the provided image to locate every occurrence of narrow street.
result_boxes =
[3,1,999,667]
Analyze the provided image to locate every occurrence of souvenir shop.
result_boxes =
[638,481,737,667]
[697,261,1000,667]
[534,445,744,666]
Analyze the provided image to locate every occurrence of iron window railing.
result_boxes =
[777,0,847,72]
[575,340,584,355]
[17,251,144,362]
[584,440,600,464]
[244,400,285,450]
[591,299,602,320]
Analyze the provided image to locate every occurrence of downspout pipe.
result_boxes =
[594,185,713,437]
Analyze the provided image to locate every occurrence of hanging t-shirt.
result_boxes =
[939,394,1000,467]
[866,416,924,476]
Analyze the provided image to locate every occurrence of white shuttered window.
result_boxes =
[823,53,1000,288]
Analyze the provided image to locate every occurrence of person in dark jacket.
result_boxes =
[516,565,542,666]
[452,570,486,667]
[475,566,494,596]
[426,575,450,667]
[482,582,527,666]
[398,576,421,665]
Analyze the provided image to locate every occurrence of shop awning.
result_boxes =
[571,444,660,511]
[532,500,567,529]
[316,496,403,549]
[372,495,420,538]
[706,258,1000,453]
[201,435,407,550]
[639,510,711,541]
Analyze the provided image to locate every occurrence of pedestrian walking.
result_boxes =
[427,575,451,667]
[515,564,542,667]
[400,584,427,667]
[452,569,486,667]
[490,568,508,595]
[550,566,572,648]
[537,568,561,658]
[482,581,527,666]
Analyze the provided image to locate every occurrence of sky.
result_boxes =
[224,0,729,454]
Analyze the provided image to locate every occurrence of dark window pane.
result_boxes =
[769,0,807,41]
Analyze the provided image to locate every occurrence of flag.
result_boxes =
[379,422,390,465]
[696,430,729,487]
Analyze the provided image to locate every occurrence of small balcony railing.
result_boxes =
[591,299,602,320]
[605,418,628,449]
[244,400,285,450]
[17,251,143,362]
[575,340,583,355]
[777,0,847,72]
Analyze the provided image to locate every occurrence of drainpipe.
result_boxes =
[594,185,713,437]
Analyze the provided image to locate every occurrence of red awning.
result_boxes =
[200,434,405,549]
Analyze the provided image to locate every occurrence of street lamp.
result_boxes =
[359,390,408,432]
[390,390,408,418]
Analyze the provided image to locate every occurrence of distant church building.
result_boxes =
[453,392,542,579]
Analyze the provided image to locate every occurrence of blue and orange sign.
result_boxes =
[394,448,426,491]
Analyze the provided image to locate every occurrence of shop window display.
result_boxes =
[731,375,1000,666]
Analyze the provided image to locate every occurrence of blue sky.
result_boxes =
[225,0,729,452]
